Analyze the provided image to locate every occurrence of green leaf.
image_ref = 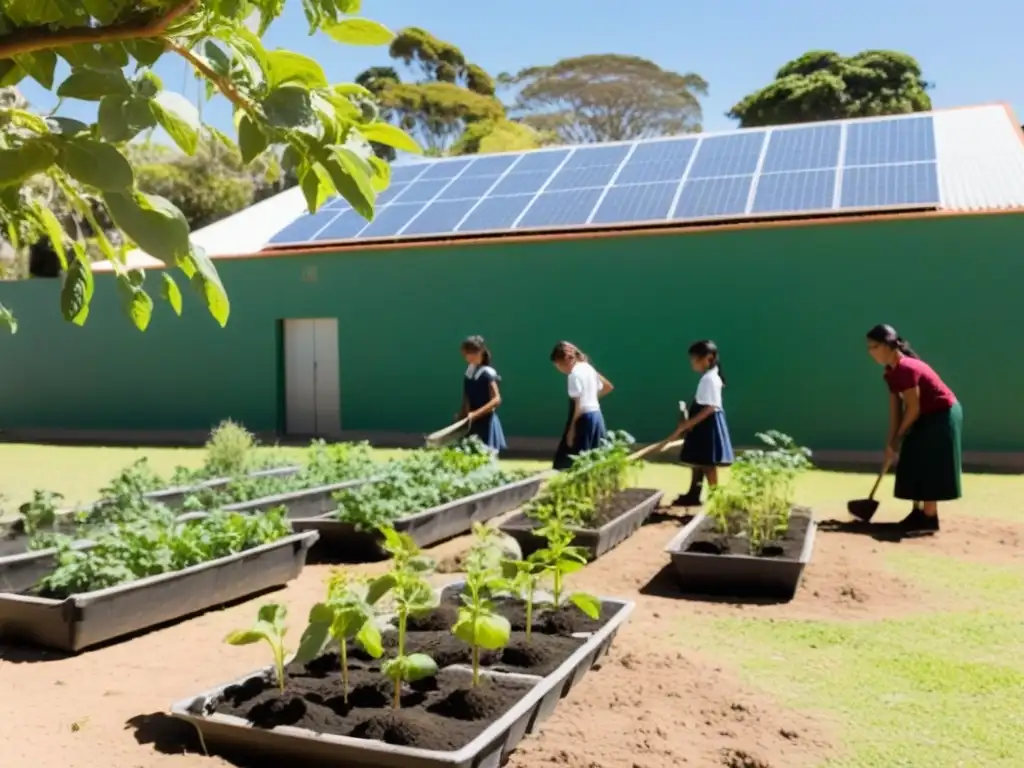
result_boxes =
[237,113,268,165]
[557,557,586,575]
[258,603,287,628]
[324,19,395,46]
[160,273,182,316]
[333,83,373,99]
[57,69,131,101]
[15,52,57,90]
[266,50,328,90]
[224,629,267,645]
[125,39,165,67]
[97,97,132,143]
[0,141,58,187]
[103,192,191,267]
[568,592,601,620]
[367,155,390,193]
[48,117,89,136]
[453,611,511,650]
[61,259,93,326]
[359,122,423,155]
[293,605,333,665]
[0,60,25,87]
[134,70,162,99]
[150,92,201,155]
[299,165,332,213]
[365,574,396,605]
[323,149,375,219]
[262,86,315,128]
[35,205,68,271]
[404,653,438,682]
[355,621,383,658]
[118,279,154,331]
[186,247,230,327]
[203,41,232,75]
[0,303,17,334]
[61,138,134,191]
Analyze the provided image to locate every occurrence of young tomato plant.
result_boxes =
[374,526,439,709]
[452,530,512,686]
[532,517,602,620]
[299,570,387,705]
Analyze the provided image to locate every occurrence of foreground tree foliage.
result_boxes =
[729,50,932,128]
[501,54,708,144]
[355,28,544,158]
[0,0,421,334]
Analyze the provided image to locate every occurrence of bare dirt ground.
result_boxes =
[1,507,1020,768]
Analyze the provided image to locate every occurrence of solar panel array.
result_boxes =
[268,115,940,246]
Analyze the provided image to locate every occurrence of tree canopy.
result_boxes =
[355,28,543,158]
[501,54,708,144]
[728,50,932,128]
[0,0,421,334]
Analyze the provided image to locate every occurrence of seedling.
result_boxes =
[531,517,601,620]
[452,529,512,685]
[374,526,439,709]
[224,603,293,693]
[500,555,546,643]
[299,570,387,705]
[19,489,63,544]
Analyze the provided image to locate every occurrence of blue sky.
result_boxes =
[20,0,1023,141]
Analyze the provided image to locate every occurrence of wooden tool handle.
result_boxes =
[868,455,893,500]
[628,437,674,462]
[426,417,469,444]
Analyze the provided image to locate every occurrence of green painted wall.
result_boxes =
[1,213,1022,452]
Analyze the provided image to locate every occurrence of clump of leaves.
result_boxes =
[452,527,513,686]
[373,527,439,709]
[333,437,529,531]
[19,489,63,542]
[300,570,388,705]
[525,432,637,528]
[203,419,257,478]
[705,430,812,555]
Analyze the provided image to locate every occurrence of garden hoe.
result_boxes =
[846,455,893,522]
[425,417,469,447]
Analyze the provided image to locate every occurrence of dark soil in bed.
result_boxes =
[215,666,534,751]
[436,584,611,635]
[510,487,659,532]
[685,512,812,559]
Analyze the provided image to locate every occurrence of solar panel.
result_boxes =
[267,114,942,246]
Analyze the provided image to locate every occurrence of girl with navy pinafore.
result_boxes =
[550,341,614,470]
[667,340,735,506]
[457,335,507,453]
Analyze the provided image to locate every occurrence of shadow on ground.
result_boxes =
[817,518,938,543]
[639,563,792,607]
[127,712,287,767]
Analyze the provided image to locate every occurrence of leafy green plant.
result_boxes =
[705,430,812,555]
[225,603,291,693]
[373,527,439,709]
[300,570,387,705]
[500,555,546,643]
[530,517,601,620]
[452,528,512,685]
[19,489,63,540]
[525,432,637,528]
[203,419,257,477]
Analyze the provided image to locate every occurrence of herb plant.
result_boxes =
[530,517,602,620]
[225,603,292,694]
[373,527,439,709]
[19,490,63,546]
[452,530,512,686]
[705,430,812,555]
[300,570,387,705]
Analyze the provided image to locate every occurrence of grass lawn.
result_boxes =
[0,441,1022,767]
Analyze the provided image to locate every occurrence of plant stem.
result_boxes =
[275,648,285,694]
[165,39,254,115]
[393,609,406,710]
[340,638,348,705]
[553,569,562,607]
[472,644,479,687]
[525,582,534,643]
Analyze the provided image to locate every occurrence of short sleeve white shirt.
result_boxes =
[695,367,723,409]
[567,361,603,413]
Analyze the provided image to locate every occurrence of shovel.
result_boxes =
[847,456,892,521]
[425,417,470,447]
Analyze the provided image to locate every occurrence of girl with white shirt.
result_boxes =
[667,339,734,506]
[550,341,614,470]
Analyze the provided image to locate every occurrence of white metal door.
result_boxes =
[283,318,340,436]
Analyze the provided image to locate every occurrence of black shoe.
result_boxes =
[672,492,702,508]
[899,508,940,532]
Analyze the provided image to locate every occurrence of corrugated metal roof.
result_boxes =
[933,105,1024,212]
[92,103,1024,271]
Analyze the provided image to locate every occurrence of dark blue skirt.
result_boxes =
[468,412,506,453]
[679,403,734,467]
[553,400,607,470]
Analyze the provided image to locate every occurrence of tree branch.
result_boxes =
[0,1,197,60]
[165,40,251,114]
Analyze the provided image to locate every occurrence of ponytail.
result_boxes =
[687,339,725,385]
[461,335,492,366]
[895,337,918,359]
[866,324,919,359]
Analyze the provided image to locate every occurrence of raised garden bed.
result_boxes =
[170,580,633,768]
[291,475,543,559]
[501,487,663,561]
[222,476,377,519]
[147,465,300,510]
[663,431,816,601]
[0,513,318,652]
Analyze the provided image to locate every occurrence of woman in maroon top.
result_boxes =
[865,324,963,532]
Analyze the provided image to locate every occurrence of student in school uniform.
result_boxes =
[666,340,735,507]
[457,335,507,453]
[549,341,614,470]
[864,324,962,532]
